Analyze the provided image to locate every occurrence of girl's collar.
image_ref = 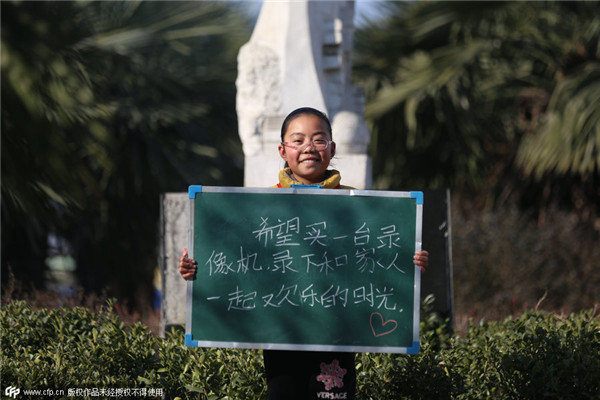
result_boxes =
[278,168,341,188]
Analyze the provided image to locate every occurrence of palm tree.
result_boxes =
[353,1,599,216]
[2,1,252,307]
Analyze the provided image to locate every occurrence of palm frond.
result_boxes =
[518,62,600,177]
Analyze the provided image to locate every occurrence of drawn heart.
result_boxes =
[370,312,398,337]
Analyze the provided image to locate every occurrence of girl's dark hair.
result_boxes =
[280,107,333,141]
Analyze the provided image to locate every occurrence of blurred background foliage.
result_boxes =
[2,1,252,309]
[2,1,599,315]
[355,1,599,219]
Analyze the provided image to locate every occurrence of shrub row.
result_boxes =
[1,300,598,399]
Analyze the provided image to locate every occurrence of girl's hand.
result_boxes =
[179,248,197,280]
[414,250,429,273]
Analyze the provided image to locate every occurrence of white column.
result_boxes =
[236,0,371,189]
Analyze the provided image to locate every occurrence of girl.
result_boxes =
[179,107,429,400]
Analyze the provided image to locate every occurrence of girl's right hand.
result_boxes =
[179,248,197,280]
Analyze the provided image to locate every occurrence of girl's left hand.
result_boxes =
[414,250,429,273]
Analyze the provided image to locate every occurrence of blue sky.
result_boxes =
[355,0,385,25]
[245,1,385,27]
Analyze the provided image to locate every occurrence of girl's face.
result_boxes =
[278,114,336,185]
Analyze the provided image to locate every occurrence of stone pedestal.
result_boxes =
[159,190,455,333]
[159,193,188,334]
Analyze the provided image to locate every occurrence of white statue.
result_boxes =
[236,0,372,189]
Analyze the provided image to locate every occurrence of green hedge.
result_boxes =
[1,300,598,399]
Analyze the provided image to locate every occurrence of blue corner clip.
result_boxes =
[410,191,423,205]
[184,334,198,347]
[406,340,420,355]
[188,185,203,199]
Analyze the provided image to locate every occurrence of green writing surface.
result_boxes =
[185,186,423,354]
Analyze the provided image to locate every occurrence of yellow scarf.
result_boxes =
[274,168,352,189]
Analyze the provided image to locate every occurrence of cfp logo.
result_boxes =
[4,386,20,398]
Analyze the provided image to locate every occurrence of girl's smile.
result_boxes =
[299,155,320,165]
